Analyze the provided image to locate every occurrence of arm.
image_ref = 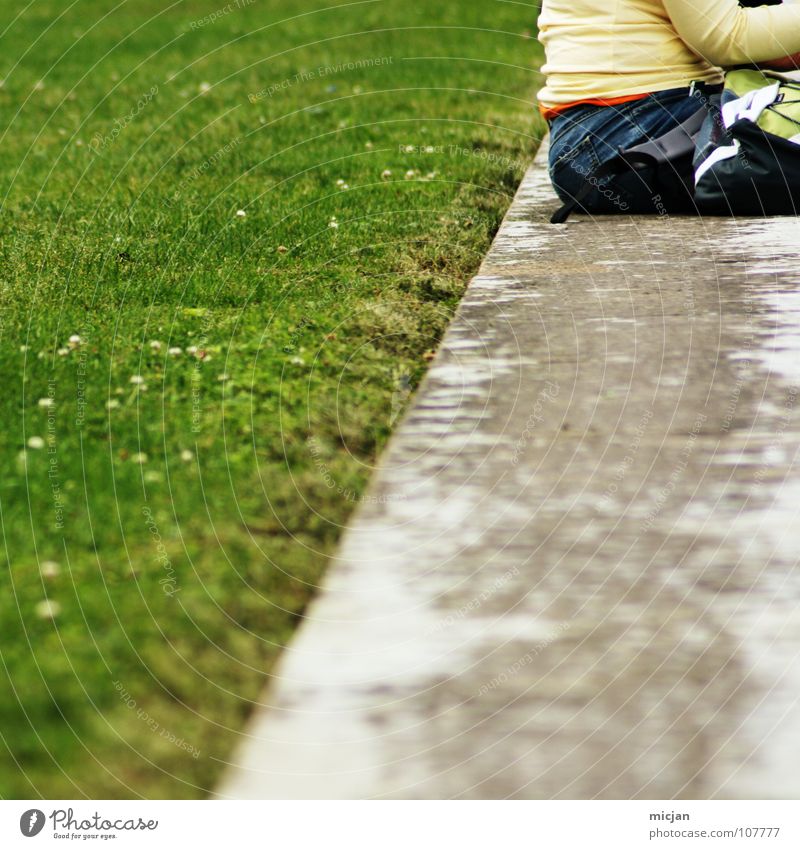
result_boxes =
[662,0,800,66]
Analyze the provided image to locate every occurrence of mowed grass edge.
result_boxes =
[0,0,546,798]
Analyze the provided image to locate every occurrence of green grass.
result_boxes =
[0,0,545,798]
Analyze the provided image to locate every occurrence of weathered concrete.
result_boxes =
[218,139,800,799]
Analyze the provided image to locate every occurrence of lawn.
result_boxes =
[0,0,545,798]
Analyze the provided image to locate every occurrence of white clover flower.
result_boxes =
[20,345,28,353]
[290,356,304,365]
[131,452,148,464]
[217,373,230,381]
[35,599,61,619]
[144,470,162,483]
[68,334,82,347]
[40,561,60,579]
[57,347,70,356]
[199,81,211,94]
[365,141,373,150]
[167,346,182,356]
[180,449,194,462]
[236,209,247,218]
[336,178,346,186]
[38,398,54,408]
[129,375,145,385]
[328,218,339,229]
[405,169,417,180]
[186,346,198,355]
[149,340,162,351]
[381,169,392,180]
[27,436,45,449]
[106,399,120,410]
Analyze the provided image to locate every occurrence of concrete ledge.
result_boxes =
[218,138,800,799]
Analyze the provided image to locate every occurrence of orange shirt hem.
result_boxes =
[539,92,650,121]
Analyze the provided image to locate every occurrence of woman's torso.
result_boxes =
[537,0,723,107]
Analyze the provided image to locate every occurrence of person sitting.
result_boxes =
[538,0,800,213]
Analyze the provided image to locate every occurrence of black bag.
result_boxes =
[550,105,707,224]
[693,70,800,215]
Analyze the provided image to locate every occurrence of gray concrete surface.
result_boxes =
[218,138,800,799]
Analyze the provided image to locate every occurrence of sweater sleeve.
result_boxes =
[662,0,800,65]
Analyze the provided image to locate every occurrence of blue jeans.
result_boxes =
[548,85,718,214]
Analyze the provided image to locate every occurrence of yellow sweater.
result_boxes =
[538,0,800,108]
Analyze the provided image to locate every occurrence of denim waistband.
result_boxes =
[548,81,724,124]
